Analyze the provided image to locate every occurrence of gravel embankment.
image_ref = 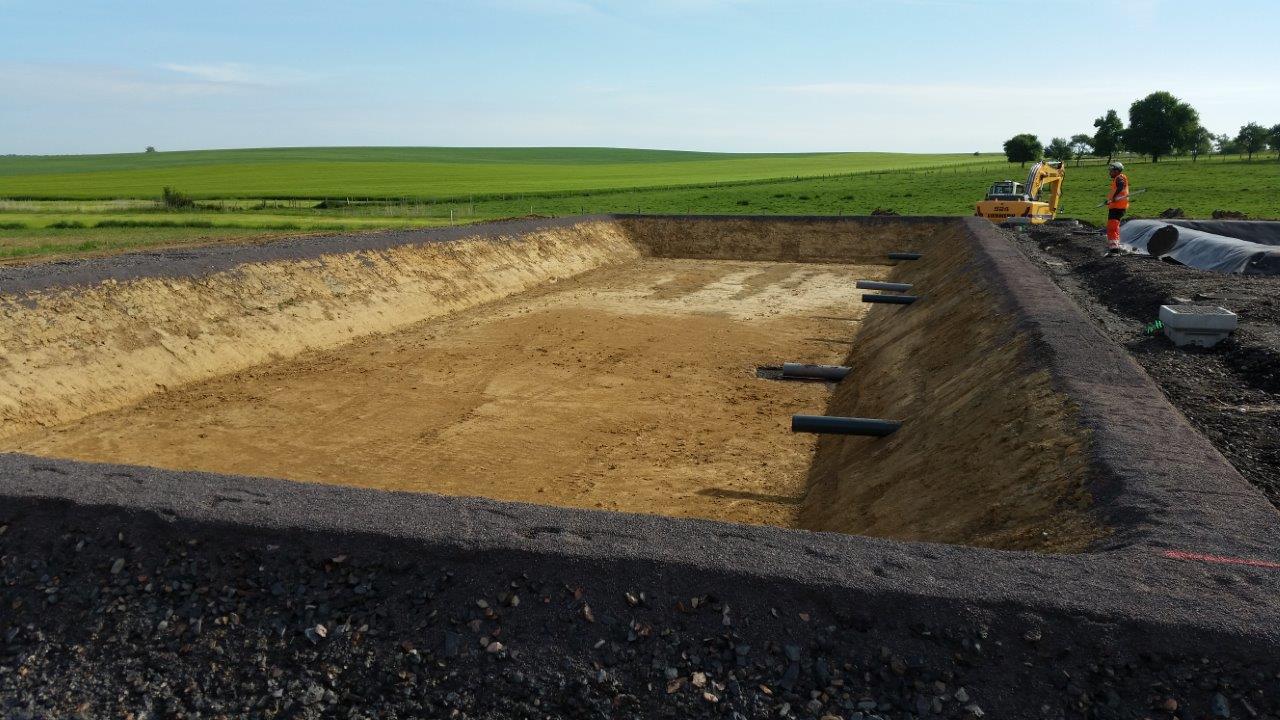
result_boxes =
[1013,222,1280,508]
[3,501,1278,719]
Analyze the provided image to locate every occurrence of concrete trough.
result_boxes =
[1,215,1278,717]
[1160,304,1239,347]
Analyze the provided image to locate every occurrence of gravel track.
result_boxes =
[3,499,1279,720]
[1013,222,1280,507]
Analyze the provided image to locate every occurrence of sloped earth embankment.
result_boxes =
[801,223,1099,552]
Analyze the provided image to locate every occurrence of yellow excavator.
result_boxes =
[974,160,1064,224]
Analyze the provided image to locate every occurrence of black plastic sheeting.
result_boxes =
[1162,220,1280,246]
[1120,220,1280,275]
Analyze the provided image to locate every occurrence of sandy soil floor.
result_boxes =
[11,258,883,527]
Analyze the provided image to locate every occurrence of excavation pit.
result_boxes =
[9,257,883,529]
[4,216,1279,716]
[2,217,1103,552]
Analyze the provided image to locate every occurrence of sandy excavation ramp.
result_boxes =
[1,217,1101,551]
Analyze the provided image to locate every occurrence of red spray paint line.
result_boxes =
[1162,550,1280,570]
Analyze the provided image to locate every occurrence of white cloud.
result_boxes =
[159,62,314,86]
[480,0,756,17]
[770,80,1273,104]
[0,62,240,103]
[160,63,257,84]
[484,0,603,15]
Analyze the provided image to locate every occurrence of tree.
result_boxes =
[1069,134,1093,166]
[1125,91,1199,163]
[1003,133,1043,167]
[1236,123,1269,161]
[145,146,156,153]
[1216,133,1240,156]
[1186,126,1214,162]
[1092,110,1124,163]
[1046,137,1072,164]
[1270,124,1280,159]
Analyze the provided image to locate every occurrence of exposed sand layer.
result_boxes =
[0,222,638,440]
[11,259,882,527]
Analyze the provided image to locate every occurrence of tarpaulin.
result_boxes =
[1119,220,1280,275]
[1162,220,1280,247]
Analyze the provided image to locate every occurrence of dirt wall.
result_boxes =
[617,216,940,263]
[798,222,1102,552]
[0,221,639,439]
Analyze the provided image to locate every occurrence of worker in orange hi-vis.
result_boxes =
[1104,161,1130,253]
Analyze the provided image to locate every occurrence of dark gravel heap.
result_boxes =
[3,501,1279,719]
[1014,223,1280,508]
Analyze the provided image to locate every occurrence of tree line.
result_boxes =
[1002,91,1280,167]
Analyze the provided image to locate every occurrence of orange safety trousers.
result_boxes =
[1106,209,1124,248]
[1106,173,1130,248]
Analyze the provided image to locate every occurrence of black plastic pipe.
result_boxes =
[791,415,901,437]
[887,252,922,260]
[781,362,852,381]
[862,294,918,305]
[855,280,913,292]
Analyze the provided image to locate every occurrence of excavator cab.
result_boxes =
[975,161,1064,225]
[984,180,1027,201]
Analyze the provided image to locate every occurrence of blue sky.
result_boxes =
[2,0,1277,154]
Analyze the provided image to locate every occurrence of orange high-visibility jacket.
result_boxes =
[1108,173,1131,209]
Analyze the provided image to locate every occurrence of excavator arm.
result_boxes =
[1025,161,1065,216]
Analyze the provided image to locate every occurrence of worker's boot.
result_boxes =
[1106,220,1122,253]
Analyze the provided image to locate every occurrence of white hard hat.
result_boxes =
[1108,162,1124,172]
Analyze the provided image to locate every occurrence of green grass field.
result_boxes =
[0,147,1003,200]
[1,147,1276,262]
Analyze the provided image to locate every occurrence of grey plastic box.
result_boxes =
[1159,304,1238,348]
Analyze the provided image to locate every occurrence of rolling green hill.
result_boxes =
[0,147,1003,200]
[2,149,1275,262]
